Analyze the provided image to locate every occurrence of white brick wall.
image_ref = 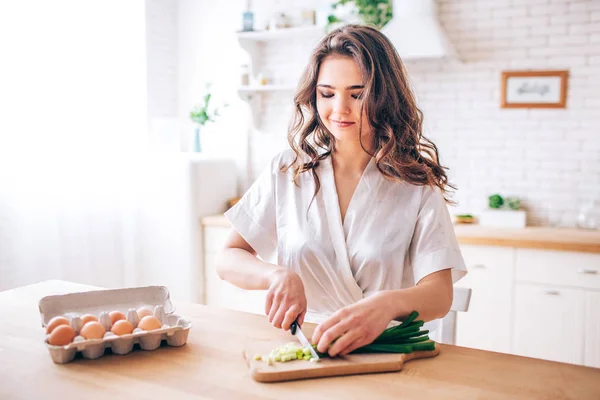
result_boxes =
[245,0,600,227]
[146,0,178,118]
[145,0,182,151]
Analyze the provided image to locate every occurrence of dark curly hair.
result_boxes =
[283,24,455,205]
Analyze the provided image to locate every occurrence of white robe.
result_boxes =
[224,149,467,330]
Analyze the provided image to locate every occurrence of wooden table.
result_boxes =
[1,280,599,400]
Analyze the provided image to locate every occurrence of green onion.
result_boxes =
[317,311,434,357]
[257,311,434,365]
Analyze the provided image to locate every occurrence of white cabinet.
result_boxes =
[202,225,266,315]
[584,291,600,368]
[454,246,600,367]
[512,249,600,365]
[512,283,585,365]
[455,245,514,353]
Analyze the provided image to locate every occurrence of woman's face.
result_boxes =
[316,56,371,145]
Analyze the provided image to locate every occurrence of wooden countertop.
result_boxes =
[201,215,600,253]
[2,280,599,399]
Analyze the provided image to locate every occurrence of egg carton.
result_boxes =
[38,285,192,364]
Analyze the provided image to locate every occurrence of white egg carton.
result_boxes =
[38,285,192,364]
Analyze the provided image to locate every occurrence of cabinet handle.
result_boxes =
[544,289,560,295]
[577,268,598,275]
[472,264,486,269]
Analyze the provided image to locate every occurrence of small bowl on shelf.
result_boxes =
[454,214,477,224]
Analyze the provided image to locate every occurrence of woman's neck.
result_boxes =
[331,139,373,176]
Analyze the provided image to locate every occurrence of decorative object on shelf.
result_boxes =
[240,62,250,86]
[501,70,569,109]
[267,12,291,31]
[480,194,526,228]
[241,0,254,32]
[189,84,227,153]
[327,0,392,30]
[301,9,316,26]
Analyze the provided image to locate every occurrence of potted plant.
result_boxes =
[189,84,226,153]
[327,0,392,31]
[479,194,527,228]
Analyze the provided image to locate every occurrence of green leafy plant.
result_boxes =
[488,194,521,210]
[506,197,521,211]
[488,194,504,209]
[189,84,226,126]
[329,0,392,30]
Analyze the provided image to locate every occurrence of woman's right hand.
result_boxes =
[265,268,307,331]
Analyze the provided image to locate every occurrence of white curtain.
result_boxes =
[0,1,202,301]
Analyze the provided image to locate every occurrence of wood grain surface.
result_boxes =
[1,280,599,400]
[243,339,440,382]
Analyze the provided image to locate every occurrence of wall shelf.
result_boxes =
[236,25,325,41]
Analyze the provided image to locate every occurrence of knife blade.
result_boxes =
[291,320,320,361]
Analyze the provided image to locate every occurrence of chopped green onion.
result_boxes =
[260,311,434,366]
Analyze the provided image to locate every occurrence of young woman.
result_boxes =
[216,24,467,357]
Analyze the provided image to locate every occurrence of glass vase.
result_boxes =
[194,125,201,153]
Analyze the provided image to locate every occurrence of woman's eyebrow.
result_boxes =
[316,84,364,90]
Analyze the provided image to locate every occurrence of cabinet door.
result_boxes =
[454,245,514,354]
[584,291,600,368]
[512,283,585,365]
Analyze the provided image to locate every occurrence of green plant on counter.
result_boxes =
[328,0,392,30]
[488,194,521,210]
[488,194,504,209]
[506,197,521,211]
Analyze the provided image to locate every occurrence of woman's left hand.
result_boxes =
[311,292,393,357]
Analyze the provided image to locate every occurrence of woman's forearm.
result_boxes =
[378,269,454,323]
[215,248,284,290]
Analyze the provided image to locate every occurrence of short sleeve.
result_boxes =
[223,156,278,262]
[408,186,467,285]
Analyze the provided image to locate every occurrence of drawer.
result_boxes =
[458,245,515,282]
[515,249,600,290]
[203,226,232,253]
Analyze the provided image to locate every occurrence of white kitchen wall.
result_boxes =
[414,0,600,226]
[177,0,253,192]
[243,0,600,226]
[172,0,600,226]
[146,0,180,151]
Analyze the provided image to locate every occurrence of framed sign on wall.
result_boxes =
[501,70,568,109]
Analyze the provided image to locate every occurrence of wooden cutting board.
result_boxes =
[243,339,440,383]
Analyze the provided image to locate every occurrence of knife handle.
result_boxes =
[290,319,298,335]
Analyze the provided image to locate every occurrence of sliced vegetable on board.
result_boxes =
[257,311,435,365]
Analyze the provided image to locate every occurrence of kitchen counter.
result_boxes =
[202,214,600,253]
[3,280,599,400]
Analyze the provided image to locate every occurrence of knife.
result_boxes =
[290,319,320,361]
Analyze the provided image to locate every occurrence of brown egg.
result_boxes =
[138,315,162,331]
[48,324,76,346]
[109,311,126,325]
[80,314,98,325]
[136,307,153,319]
[111,320,134,336]
[80,321,106,340]
[46,316,70,334]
